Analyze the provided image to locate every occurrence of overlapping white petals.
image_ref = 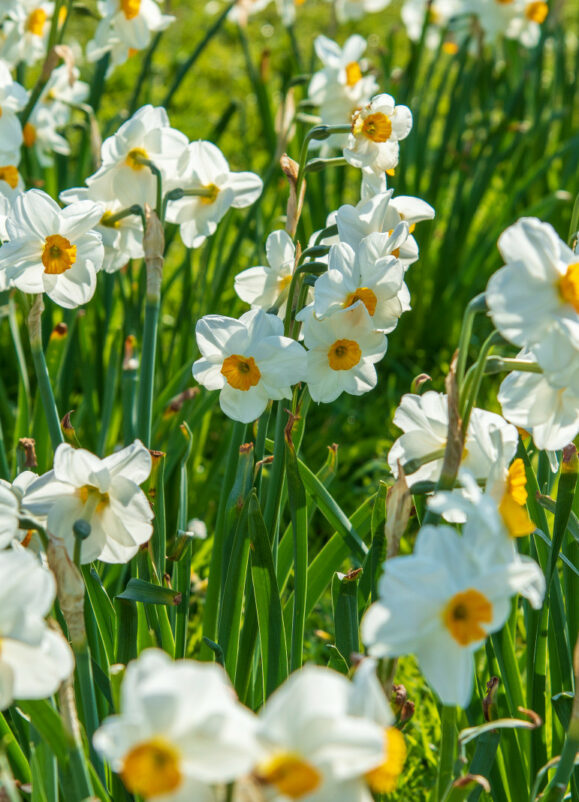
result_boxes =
[344,94,412,175]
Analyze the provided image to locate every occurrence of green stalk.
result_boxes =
[455,293,487,388]
[436,705,458,801]
[459,330,502,428]
[27,295,64,451]
[174,423,193,659]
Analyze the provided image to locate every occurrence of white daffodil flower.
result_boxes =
[193,308,307,423]
[23,104,77,168]
[336,190,434,270]
[86,105,188,209]
[23,440,154,564]
[300,302,387,404]
[308,238,410,333]
[94,649,259,802]
[344,94,413,175]
[333,0,392,24]
[254,665,385,802]
[0,61,27,164]
[60,187,144,273]
[308,35,379,136]
[497,349,579,452]
[87,0,175,69]
[361,520,545,707]
[401,0,464,49]
[486,217,579,367]
[387,391,519,487]
[0,1,55,66]
[0,189,104,308]
[234,230,296,316]
[165,141,263,249]
[0,546,74,710]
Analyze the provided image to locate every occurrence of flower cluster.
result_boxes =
[93,649,406,802]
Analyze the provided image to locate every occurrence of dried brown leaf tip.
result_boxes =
[281,153,305,238]
[18,437,37,468]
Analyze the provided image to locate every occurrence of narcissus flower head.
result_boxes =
[193,308,307,423]
[344,94,413,175]
[94,649,259,801]
[361,520,545,707]
[310,237,410,333]
[299,302,387,403]
[254,665,387,802]
[165,140,263,249]
[234,230,297,316]
[0,189,104,308]
[23,440,154,564]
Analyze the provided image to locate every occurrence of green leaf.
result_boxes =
[248,491,288,698]
[459,711,542,746]
[116,578,182,606]
[331,569,361,667]
[16,701,71,765]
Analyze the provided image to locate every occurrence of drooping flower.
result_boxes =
[24,440,154,564]
[300,302,387,403]
[86,105,188,209]
[361,520,545,707]
[254,665,386,802]
[94,649,260,801]
[344,94,413,175]
[307,238,410,333]
[387,391,519,488]
[234,229,296,316]
[0,189,105,308]
[0,546,74,709]
[165,140,263,249]
[87,0,175,69]
[193,308,307,423]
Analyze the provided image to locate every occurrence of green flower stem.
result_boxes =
[455,292,487,389]
[436,705,458,801]
[295,124,352,224]
[174,423,193,659]
[200,421,246,660]
[483,356,543,375]
[459,330,502,430]
[541,729,579,802]
[101,204,145,228]
[74,643,104,782]
[27,295,64,451]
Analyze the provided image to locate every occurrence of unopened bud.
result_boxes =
[562,444,578,474]
[17,437,37,469]
[391,683,407,712]
[400,700,415,723]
